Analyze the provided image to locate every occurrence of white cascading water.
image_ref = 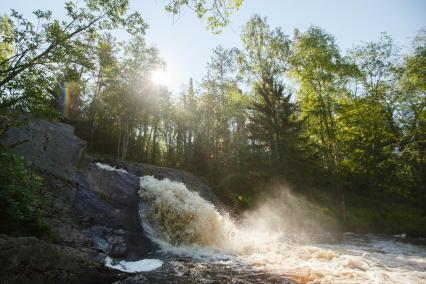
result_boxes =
[138,175,426,283]
[139,175,237,249]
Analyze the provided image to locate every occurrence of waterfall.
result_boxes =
[138,176,236,249]
[113,171,426,283]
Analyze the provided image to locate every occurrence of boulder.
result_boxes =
[2,119,86,182]
[0,235,121,284]
[75,165,157,259]
[0,118,220,283]
[126,162,218,204]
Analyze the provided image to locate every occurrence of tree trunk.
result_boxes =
[152,120,158,165]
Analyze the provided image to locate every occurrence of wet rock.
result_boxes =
[75,166,157,258]
[2,119,86,182]
[0,235,120,284]
[80,164,140,208]
[0,118,221,282]
[126,163,218,204]
[117,274,148,283]
[40,173,95,250]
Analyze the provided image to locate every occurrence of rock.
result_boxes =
[81,164,140,208]
[41,173,94,249]
[71,159,219,260]
[0,118,220,282]
[126,162,218,204]
[2,119,86,182]
[0,235,121,284]
[75,166,157,258]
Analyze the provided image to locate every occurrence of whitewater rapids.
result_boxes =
[137,176,426,283]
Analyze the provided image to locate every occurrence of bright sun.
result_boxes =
[151,69,170,86]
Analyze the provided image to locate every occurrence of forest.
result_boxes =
[1,0,425,237]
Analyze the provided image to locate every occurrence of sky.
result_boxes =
[1,0,425,93]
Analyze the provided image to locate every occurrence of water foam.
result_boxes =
[137,175,426,283]
[139,175,236,249]
[95,162,127,173]
[105,257,162,272]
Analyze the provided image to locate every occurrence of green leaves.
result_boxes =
[0,0,147,116]
[33,9,53,20]
[165,0,243,34]
[240,15,290,82]
[0,147,49,236]
[290,26,346,172]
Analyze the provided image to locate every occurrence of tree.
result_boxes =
[0,0,146,114]
[0,16,14,76]
[394,29,426,208]
[336,96,399,192]
[290,26,353,218]
[239,16,299,165]
[249,75,298,164]
[203,46,237,167]
[165,0,244,34]
[343,33,400,192]
[239,15,290,83]
[117,35,161,160]
[85,34,121,152]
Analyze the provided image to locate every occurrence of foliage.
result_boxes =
[74,17,425,228]
[0,1,146,112]
[290,26,349,172]
[0,147,50,237]
[239,15,290,82]
[1,1,425,234]
[165,0,243,34]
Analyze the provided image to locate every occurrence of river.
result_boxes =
[107,175,426,283]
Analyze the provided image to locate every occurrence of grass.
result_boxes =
[299,187,426,235]
[343,192,426,235]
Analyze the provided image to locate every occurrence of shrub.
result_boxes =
[0,147,50,237]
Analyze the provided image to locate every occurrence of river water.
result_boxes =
[109,174,426,283]
[124,233,426,283]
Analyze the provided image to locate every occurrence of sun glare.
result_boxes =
[151,69,170,86]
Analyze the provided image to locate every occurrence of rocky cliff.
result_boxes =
[0,119,216,283]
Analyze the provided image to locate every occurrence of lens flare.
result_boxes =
[59,83,75,119]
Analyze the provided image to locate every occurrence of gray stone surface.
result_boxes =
[0,235,121,284]
[75,166,157,258]
[126,162,218,204]
[0,118,219,283]
[3,119,86,182]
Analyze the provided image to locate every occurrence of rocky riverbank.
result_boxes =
[0,119,216,283]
